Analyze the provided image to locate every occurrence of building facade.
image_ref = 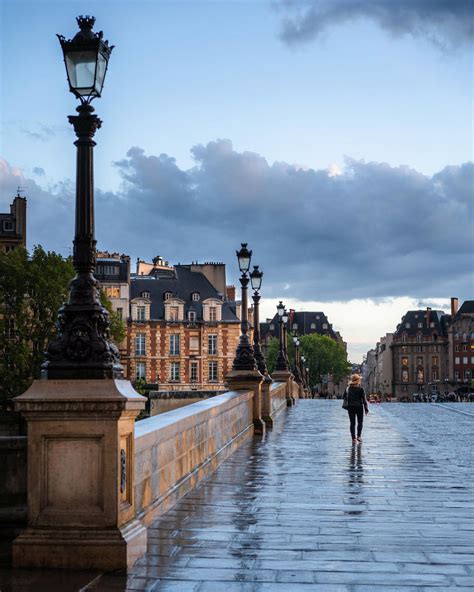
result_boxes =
[0,193,27,253]
[391,308,450,399]
[125,262,240,393]
[448,298,474,395]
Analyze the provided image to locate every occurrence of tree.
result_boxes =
[0,246,74,407]
[299,333,351,387]
[0,246,125,408]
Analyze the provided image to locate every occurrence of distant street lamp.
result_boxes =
[44,16,122,379]
[250,265,270,379]
[292,336,302,383]
[232,244,258,371]
[274,301,289,372]
[282,309,290,367]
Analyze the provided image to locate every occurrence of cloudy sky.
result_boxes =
[1,0,472,362]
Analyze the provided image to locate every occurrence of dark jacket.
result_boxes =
[344,386,369,412]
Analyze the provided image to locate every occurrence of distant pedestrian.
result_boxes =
[342,374,369,444]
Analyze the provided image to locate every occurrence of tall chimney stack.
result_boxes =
[451,297,459,317]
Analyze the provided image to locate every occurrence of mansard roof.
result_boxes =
[456,300,474,317]
[393,309,450,338]
[130,265,239,322]
[261,310,337,340]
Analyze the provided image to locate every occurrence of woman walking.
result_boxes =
[343,374,369,444]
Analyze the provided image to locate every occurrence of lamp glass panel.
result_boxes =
[250,274,262,290]
[66,50,97,95]
[238,255,251,273]
[94,51,108,95]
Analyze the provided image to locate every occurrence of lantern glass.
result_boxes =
[282,311,289,323]
[277,301,284,317]
[236,243,252,273]
[293,336,298,344]
[250,266,263,290]
[66,50,97,96]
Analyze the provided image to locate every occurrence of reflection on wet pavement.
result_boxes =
[1,400,473,591]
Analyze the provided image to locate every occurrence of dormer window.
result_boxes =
[188,311,196,322]
[293,323,298,330]
[191,292,200,302]
[3,220,14,231]
[322,323,328,329]
[405,323,411,329]
[316,315,320,320]
[270,324,274,330]
[164,292,172,300]
[430,322,435,328]
[310,323,316,329]
[141,291,151,299]
[418,323,422,328]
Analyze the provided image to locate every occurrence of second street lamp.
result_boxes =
[275,301,289,372]
[292,336,302,383]
[44,16,121,379]
[232,244,258,371]
[250,266,270,379]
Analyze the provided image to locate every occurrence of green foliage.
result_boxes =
[299,333,351,387]
[263,336,279,373]
[0,246,74,407]
[100,290,126,345]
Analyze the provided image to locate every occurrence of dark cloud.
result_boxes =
[278,0,473,50]
[1,144,472,302]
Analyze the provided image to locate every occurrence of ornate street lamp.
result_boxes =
[43,16,122,379]
[274,301,289,372]
[282,309,290,367]
[301,355,308,388]
[232,244,258,371]
[292,335,301,383]
[250,266,269,378]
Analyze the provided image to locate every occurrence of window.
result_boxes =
[189,336,199,351]
[135,362,146,380]
[401,368,409,382]
[432,333,438,342]
[454,371,460,380]
[455,357,460,365]
[169,306,179,321]
[405,323,411,329]
[190,361,198,382]
[293,323,298,330]
[116,307,123,319]
[104,286,120,299]
[416,357,423,367]
[432,356,438,366]
[316,315,320,320]
[454,333,459,340]
[137,306,146,321]
[141,291,150,299]
[401,357,409,366]
[322,323,328,329]
[208,334,217,355]
[135,333,146,356]
[465,369,471,380]
[4,317,15,339]
[463,333,468,341]
[310,323,316,329]
[430,322,435,328]
[401,346,408,353]
[455,345,460,352]
[416,334,422,343]
[164,292,172,300]
[192,292,200,301]
[3,220,14,231]
[463,357,468,364]
[401,385,407,392]
[170,334,180,355]
[415,345,423,352]
[401,333,407,343]
[102,265,119,275]
[188,311,196,322]
[418,323,423,328]
[208,361,218,381]
[170,362,180,381]
[209,307,217,322]
[471,356,474,364]
[432,370,439,380]
[463,345,468,351]
[270,324,274,330]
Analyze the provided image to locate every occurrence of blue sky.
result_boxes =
[1,0,472,361]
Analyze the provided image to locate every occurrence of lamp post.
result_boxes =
[274,301,289,372]
[250,265,270,379]
[232,244,258,371]
[292,336,302,383]
[282,309,290,368]
[43,16,121,379]
[301,355,307,389]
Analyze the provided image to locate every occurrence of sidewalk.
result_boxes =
[1,400,473,591]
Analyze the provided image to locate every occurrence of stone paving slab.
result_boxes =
[1,400,473,590]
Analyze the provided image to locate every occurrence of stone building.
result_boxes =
[391,308,450,399]
[374,333,394,398]
[448,298,474,395]
[125,261,240,393]
[0,193,27,253]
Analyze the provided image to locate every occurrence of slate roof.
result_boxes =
[95,258,129,283]
[393,309,450,338]
[261,311,337,340]
[456,300,474,317]
[130,265,239,323]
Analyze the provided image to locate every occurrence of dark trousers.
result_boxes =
[348,407,364,438]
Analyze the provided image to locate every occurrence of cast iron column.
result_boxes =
[44,104,122,379]
[252,290,269,377]
[232,272,257,371]
[275,315,289,372]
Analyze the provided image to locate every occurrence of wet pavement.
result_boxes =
[1,400,473,591]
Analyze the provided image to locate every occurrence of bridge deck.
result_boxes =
[2,400,473,591]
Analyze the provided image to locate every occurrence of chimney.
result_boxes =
[226,285,236,301]
[451,297,459,317]
[426,307,431,328]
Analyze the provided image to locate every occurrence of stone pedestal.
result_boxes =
[261,377,274,428]
[12,379,146,570]
[272,371,295,406]
[226,370,265,435]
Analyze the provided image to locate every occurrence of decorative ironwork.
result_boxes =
[120,448,126,494]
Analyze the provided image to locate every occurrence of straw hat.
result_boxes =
[349,373,362,385]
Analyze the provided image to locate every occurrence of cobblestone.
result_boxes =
[0,400,472,590]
